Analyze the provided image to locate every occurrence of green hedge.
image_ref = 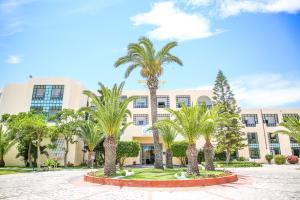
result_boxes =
[215,161,262,168]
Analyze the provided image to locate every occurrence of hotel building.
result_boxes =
[0,77,299,166]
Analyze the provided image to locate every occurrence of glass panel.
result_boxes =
[141,145,155,165]
[134,96,148,108]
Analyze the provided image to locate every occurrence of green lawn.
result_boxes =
[215,161,262,168]
[0,169,31,175]
[95,168,226,180]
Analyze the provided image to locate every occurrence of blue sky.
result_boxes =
[0,0,300,108]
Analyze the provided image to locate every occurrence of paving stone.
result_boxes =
[0,165,299,200]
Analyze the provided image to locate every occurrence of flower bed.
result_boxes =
[84,169,238,187]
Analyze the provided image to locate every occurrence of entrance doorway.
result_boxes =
[292,148,300,157]
[141,144,155,165]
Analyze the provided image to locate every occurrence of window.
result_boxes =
[32,85,46,100]
[157,96,169,108]
[242,114,258,127]
[249,148,260,159]
[197,96,212,109]
[247,133,260,159]
[31,85,63,120]
[247,132,259,144]
[282,113,299,122]
[48,106,62,120]
[30,106,44,114]
[134,96,148,108]
[51,85,64,100]
[119,95,127,103]
[176,95,191,108]
[262,114,278,127]
[157,114,170,121]
[268,133,281,155]
[133,114,148,126]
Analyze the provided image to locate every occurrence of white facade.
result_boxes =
[0,77,299,166]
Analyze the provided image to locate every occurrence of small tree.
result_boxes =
[155,123,177,168]
[116,141,140,169]
[0,124,16,167]
[78,121,103,168]
[171,141,188,167]
[213,70,246,164]
[51,109,82,167]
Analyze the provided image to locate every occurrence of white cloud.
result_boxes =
[231,74,300,107]
[185,0,212,7]
[193,73,300,107]
[6,55,22,64]
[131,1,216,41]
[217,0,300,18]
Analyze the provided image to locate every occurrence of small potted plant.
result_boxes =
[274,155,286,165]
[265,154,273,164]
[286,155,299,164]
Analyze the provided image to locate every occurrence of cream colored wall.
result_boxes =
[240,108,300,163]
[1,77,87,166]
[2,78,300,166]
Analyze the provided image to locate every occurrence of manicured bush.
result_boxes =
[265,154,273,164]
[274,155,286,165]
[171,141,188,166]
[286,155,299,164]
[117,141,140,169]
[237,156,245,161]
[216,161,262,168]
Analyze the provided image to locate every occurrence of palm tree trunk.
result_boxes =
[166,148,173,168]
[186,143,199,175]
[225,147,231,164]
[203,142,215,170]
[148,77,163,169]
[64,140,69,167]
[28,142,32,168]
[103,136,117,176]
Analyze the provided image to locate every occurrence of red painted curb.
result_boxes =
[84,173,238,187]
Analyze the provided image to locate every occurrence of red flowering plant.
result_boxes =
[286,155,299,164]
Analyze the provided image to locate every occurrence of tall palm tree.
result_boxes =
[78,121,103,167]
[161,104,204,175]
[155,123,177,168]
[114,37,183,169]
[0,125,15,167]
[274,116,300,145]
[198,104,220,171]
[82,82,135,176]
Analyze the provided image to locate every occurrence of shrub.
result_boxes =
[45,158,58,169]
[265,154,273,164]
[286,155,299,164]
[214,151,227,161]
[117,141,140,169]
[274,155,286,165]
[237,156,245,161]
[171,141,188,166]
[197,149,204,164]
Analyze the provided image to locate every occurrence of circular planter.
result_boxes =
[84,173,238,187]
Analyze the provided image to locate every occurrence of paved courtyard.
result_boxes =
[0,165,299,200]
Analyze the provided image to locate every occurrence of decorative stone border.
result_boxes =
[84,173,238,187]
